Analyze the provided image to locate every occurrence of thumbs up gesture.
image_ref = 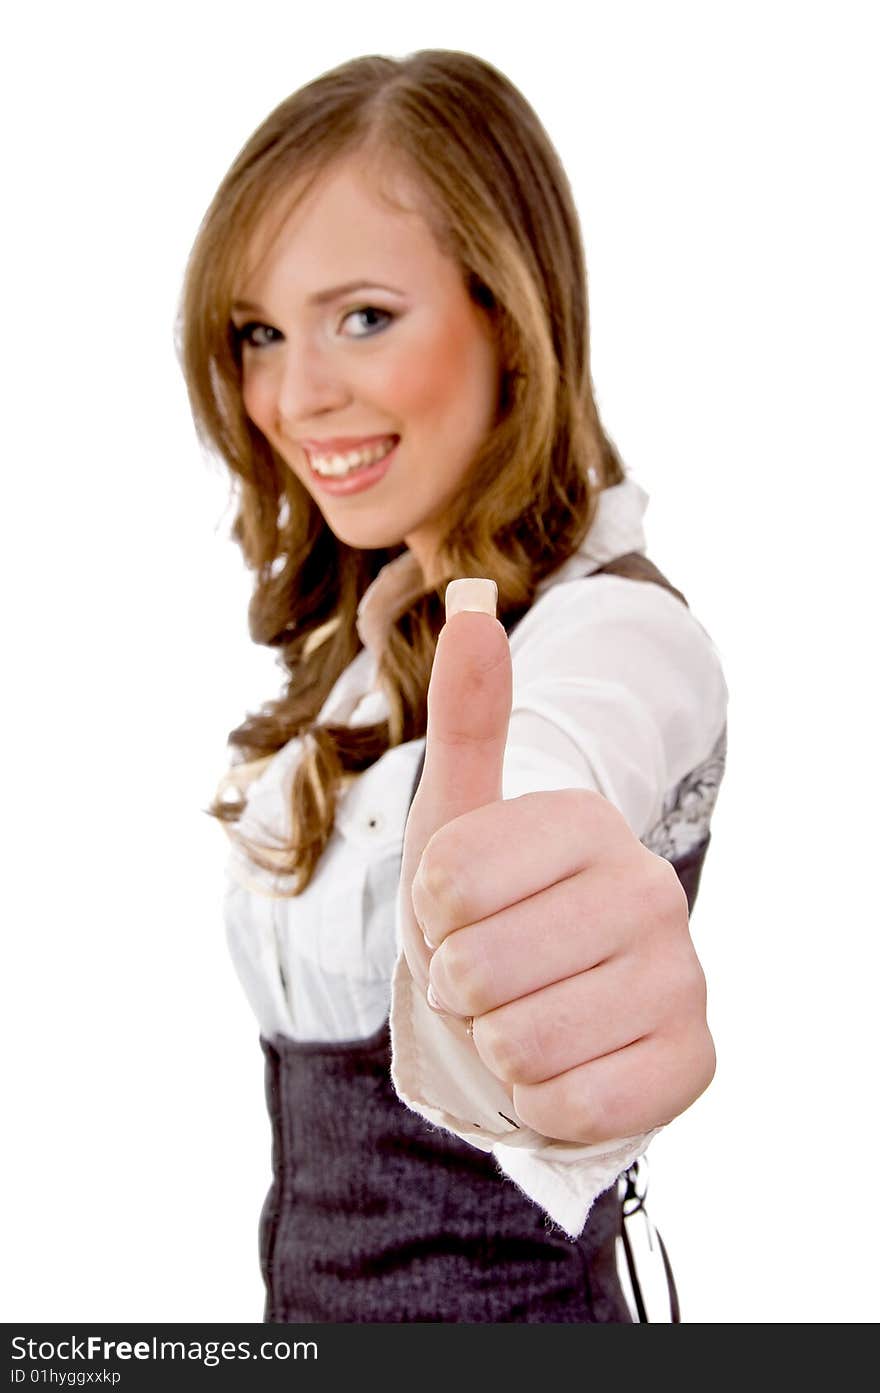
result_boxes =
[397,579,716,1145]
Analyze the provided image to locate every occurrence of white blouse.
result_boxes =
[218,476,729,1238]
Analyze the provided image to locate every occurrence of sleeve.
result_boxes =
[389,574,730,1238]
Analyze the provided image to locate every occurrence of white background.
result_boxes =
[3,0,877,1324]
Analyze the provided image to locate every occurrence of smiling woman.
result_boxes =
[173,48,728,1324]
[227,152,502,568]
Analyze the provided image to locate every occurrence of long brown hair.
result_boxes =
[175,49,626,895]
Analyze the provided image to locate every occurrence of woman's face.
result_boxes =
[230,155,501,583]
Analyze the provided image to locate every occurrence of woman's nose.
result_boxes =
[274,338,349,435]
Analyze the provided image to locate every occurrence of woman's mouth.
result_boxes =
[305,435,399,496]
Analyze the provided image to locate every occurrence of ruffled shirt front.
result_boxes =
[219,475,729,1237]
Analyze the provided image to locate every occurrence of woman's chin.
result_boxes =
[326,520,410,553]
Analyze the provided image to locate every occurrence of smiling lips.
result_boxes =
[305,434,400,477]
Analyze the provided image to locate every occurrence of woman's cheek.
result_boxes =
[374,319,456,417]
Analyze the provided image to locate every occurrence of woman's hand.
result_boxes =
[398,601,716,1145]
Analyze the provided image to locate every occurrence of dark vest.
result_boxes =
[259,553,710,1322]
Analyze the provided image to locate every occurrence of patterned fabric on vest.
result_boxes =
[258,552,715,1322]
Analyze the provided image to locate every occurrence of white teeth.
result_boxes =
[308,437,397,477]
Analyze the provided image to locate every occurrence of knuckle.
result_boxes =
[694,1027,717,1097]
[509,1082,547,1135]
[569,787,627,838]
[415,835,466,928]
[661,943,708,1021]
[546,1071,613,1144]
[647,851,689,919]
[684,951,709,1014]
[477,1010,536,1086]
[532,787,624,844]
[630,850,690,940]
[561,1073,613,1143]
[431,932,488,1015]
[662,1023,717,1116]
[511,1072,607,1143]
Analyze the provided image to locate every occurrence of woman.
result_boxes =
[175,48,728,1322]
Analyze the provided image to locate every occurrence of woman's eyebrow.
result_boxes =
[232,281,406,314]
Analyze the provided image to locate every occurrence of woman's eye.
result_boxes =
[235,321,280,349]
[233,307,393,349]
[341,306,393,337]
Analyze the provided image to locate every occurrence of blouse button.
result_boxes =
[364,811,385,835]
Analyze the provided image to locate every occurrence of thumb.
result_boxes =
[417,577,512,829]
[400,577,511,987]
